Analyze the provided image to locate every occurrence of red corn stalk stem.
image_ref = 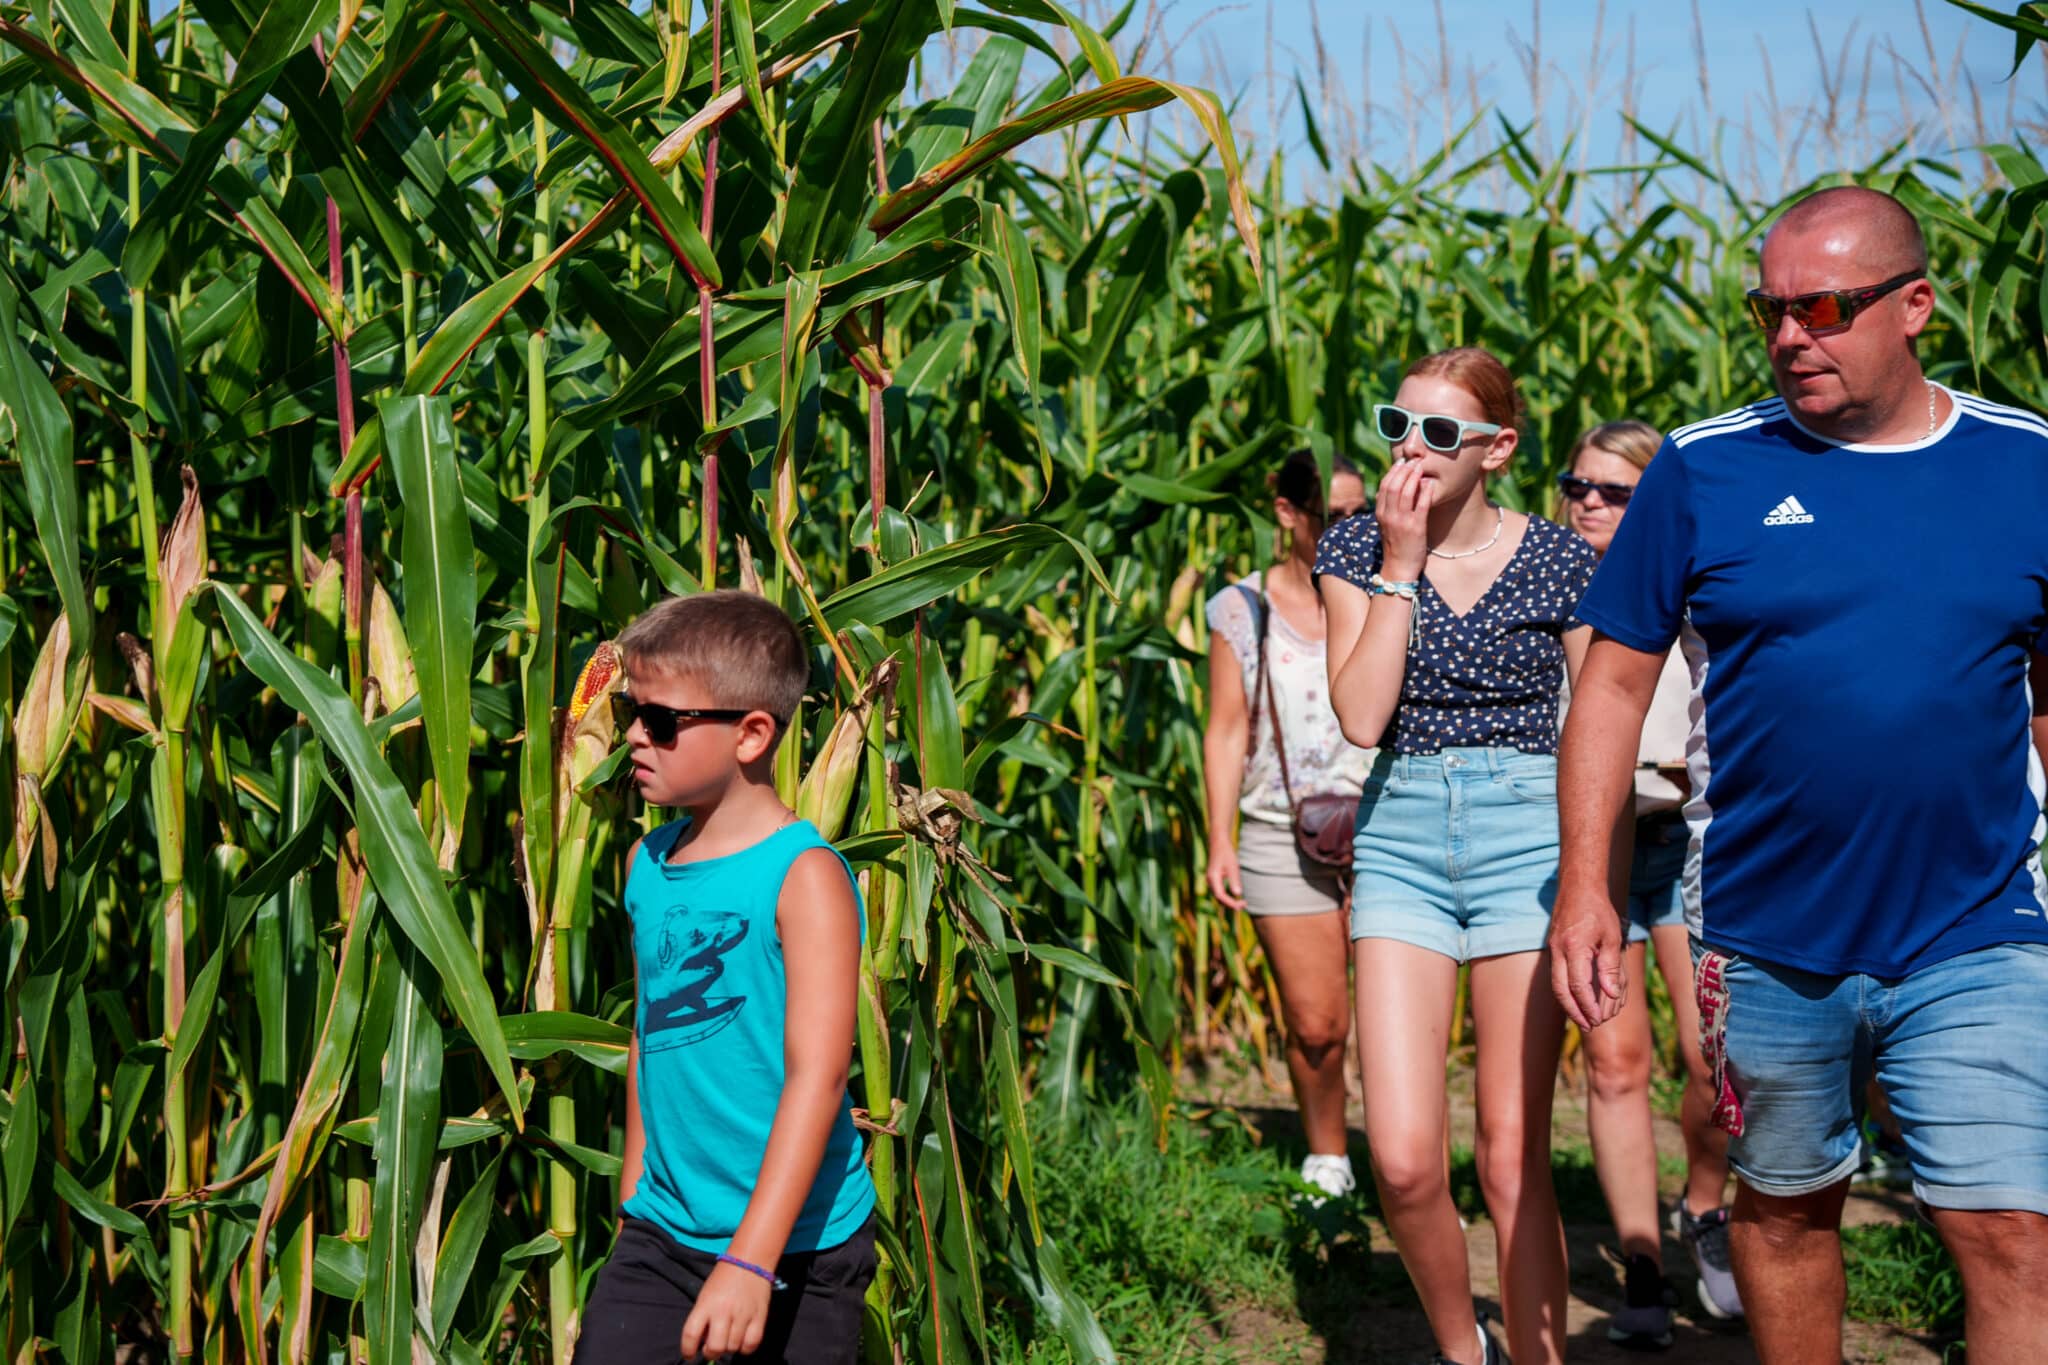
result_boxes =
[697,0,727,588]
[327,197,356,457]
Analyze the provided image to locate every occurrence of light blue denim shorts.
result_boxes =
[1694,940,2048,1214]
[1349,747,1560,963]
[1626,814,1688,944]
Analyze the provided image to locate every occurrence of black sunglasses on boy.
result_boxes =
[611,694,754,745]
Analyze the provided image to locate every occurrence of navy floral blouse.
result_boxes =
[1312,512,1599,755]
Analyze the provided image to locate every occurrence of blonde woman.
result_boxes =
[1204,449,1372,1201]
[1559,421,1740,1345]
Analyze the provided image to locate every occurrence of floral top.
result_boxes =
[1206,572,1373,826]
[1312,513,1598,755]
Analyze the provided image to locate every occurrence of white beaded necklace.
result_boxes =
[1429,505,1505,561]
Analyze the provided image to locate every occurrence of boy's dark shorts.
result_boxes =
[575,1214,876,1364]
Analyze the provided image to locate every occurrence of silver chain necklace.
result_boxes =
[1927,381,1938,436]
[1429,505,1505,561]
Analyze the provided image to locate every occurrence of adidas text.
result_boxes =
[1763,495,1815,526]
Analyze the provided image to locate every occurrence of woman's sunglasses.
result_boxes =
[610,693,752,745]
[1743,269,1923,335]
[1557,473,1635,505]
[1373,404,1502,453]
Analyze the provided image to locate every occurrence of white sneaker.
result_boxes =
[1299,1153,1356,1205]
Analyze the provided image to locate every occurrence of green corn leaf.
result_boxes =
[383,395,476,847]
[730,0,774,135]
[980,0,1119,85]
[981,203,1050,488]
[1003,1226,1114,1362]
[313,1234,368,1300]
[1,1045,38,1234]
[821,524,1113,630]
[0,28,344,331]
[1939,0,2048,74]
[1005,939,1129,989]
[871,74,1261,281]
[123,0,343,290]
[333,256,555,490]
[432,1150,506,1342]
[434,0,721,288]
[969,949,1038,1241]
[51,1164,146,1238]
[214,589,522,1119]
[367,936,444,1365]
[779,0,939,270]
[0,264,88,652]
[496,1011,632,1074]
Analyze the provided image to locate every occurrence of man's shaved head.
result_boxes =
[1764,186,1927,277]
[1755,184,1939,442]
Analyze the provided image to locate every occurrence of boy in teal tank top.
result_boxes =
[576,592,876,1365]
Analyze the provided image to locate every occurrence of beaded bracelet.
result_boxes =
[717,1252,788,1291]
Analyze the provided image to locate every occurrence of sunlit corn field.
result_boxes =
[1,0,2045,1359]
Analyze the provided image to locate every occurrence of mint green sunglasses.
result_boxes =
[1373,403,1503,452]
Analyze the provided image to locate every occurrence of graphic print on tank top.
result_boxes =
[642,905,751,1051]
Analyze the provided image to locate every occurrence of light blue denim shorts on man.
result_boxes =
[1694,940,2048,1214]
[1349,747,1560,962]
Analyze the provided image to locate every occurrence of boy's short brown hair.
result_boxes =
[616,590,809,723]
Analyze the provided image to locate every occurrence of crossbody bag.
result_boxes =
[1246,585,1357,873]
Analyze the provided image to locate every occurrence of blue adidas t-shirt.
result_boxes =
[1577,386,2048,977]
[622,818,875,1254]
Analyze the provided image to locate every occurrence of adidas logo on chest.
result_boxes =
[1763,495,1815,526]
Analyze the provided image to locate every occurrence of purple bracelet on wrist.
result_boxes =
[716,1252,787,1291]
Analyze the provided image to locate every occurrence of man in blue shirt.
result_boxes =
[1552,185,2048,1363]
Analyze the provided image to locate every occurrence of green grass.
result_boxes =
[1842,1222,1965,1336]
[993,1096,1963,1361]
[989,1098,1397,1363]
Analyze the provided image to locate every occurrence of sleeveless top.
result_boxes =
[622,818,875,1254]
[1205,572,1371,824]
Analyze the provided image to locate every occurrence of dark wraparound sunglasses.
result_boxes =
[1743,269,1923,335]
[611,693,753,745]
[1557,474,1635,505]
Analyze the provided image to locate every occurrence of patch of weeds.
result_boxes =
[1843,1221,1963,1334]
[988,1096,1387,1364]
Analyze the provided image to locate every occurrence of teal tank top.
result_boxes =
[621,817,875,1253]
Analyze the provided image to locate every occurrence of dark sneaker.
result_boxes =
[1478,1308,1511,1365]
[1670,1203,1744,1319]
[1413,1312,1511,1365]
[1606,1252,1676,1350]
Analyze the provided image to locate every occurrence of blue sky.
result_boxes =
[1106,0,2045,193]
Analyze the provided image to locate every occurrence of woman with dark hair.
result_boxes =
[1317,349,1600,1365]
[1203,449,1373,1201]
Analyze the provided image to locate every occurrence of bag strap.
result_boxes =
[1249,584,1300,813]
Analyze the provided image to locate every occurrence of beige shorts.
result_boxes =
[1237,818,1348,917]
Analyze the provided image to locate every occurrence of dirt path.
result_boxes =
[1184,1053,1948,1364]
